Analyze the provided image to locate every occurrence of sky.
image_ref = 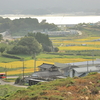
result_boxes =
[0,0,100,14]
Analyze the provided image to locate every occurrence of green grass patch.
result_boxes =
[0,84,23,97]
[38,52,95,59]
[0,56,19,63]
[3,78,16,82]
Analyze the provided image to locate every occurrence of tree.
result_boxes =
[7,45,29,54]
[0,34,3,41]
[17,37,42,54]
[0,43,7,55]
[54,47,59,52]
[0,47,6,54]
[0,17,59,35]
[7,37,42,54]
[28,32,53,52]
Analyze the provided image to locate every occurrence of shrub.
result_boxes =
[15,77,22,84]
[2,53,21,59]
[88,72,98,76]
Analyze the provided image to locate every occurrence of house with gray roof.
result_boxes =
[24,63,63,85]
[38,63,59,72]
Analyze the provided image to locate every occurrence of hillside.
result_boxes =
[1,72,100,100]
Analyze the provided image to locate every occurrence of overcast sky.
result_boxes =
[0,0,100,14]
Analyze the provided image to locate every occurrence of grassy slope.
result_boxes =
[2,72,100,100]
[0,85,23,99]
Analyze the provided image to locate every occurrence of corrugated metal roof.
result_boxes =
[31,71,62,77]
[38,63,57,69]
[73,66,99,73]
[29,79,47,82]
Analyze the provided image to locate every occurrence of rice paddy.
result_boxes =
[58,46,100,50]
[0,36,100,75]
[0,60,54,75]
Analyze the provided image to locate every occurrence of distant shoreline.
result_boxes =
[0,13,100,17]
[0,14,100,24]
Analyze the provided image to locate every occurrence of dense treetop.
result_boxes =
[6,32,54,55]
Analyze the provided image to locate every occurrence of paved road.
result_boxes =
[0,79,28,88]
[0,79,14,85]
[7,76,28,78]
[7,76,19,78]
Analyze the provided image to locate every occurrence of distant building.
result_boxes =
[0,31,11,40]
[42,30,78,36]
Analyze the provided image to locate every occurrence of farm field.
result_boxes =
[0,36,100,76]
[0,57,90,75]
[51,36,100,50]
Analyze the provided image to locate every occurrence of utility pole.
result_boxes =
[21,58,24,79]
[87,61,88,73]
[22,59,24,79]
[5,65,7,79]
[34,53,36,72]
[92,50,94,66]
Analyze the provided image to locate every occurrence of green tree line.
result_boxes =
[0,17,59,36]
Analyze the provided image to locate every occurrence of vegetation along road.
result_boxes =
[0,79,28,88]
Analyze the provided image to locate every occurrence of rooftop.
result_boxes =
[73,66,99,73]
[38,63,58,69]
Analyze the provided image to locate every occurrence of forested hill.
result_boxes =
[0,17,59,36]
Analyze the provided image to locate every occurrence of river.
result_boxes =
[0,14,100,24]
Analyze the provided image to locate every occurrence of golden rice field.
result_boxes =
[52,40,100,46]
[58,46,100,50]
[38,58,90,63]
[0,36,100,75]
[75,37,100,41]
[52,36,100,50]
[53,41,100,46]
[0,60,54,75]
[0,58,91,75]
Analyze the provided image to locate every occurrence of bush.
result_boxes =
[15,77,22,84]
[2,53,21,59]
[54,47,59,52]
[88,72,98,76]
